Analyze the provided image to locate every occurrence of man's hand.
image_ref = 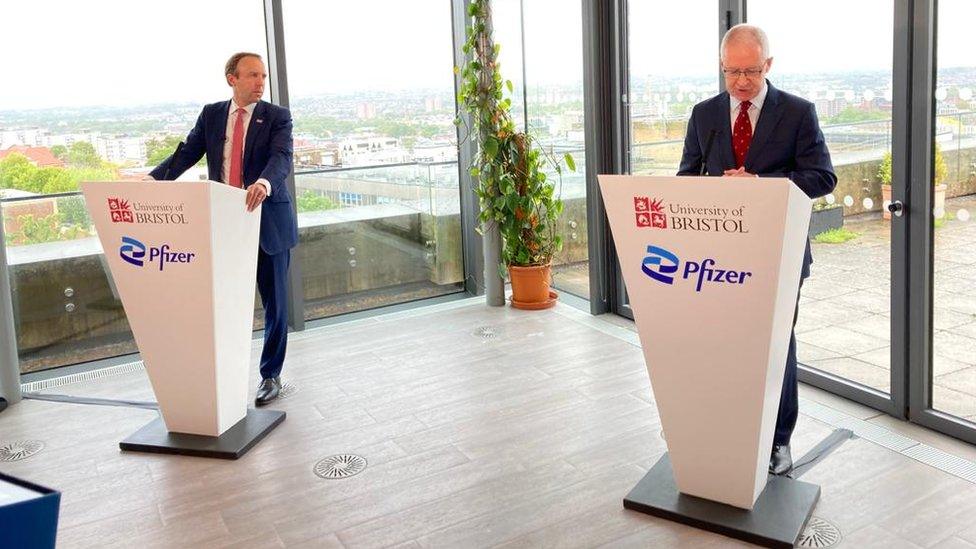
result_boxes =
[723,167,758,178]
[246,183,267,212]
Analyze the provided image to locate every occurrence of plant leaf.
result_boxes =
[484,137,499,159]
[564,153,576,172]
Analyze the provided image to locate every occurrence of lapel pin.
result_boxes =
[256,119,264,124]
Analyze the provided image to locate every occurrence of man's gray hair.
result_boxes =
[721,24,770,60]
[225,52,263,77]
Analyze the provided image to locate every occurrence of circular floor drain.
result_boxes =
[473,326,498,340]
[0,440,45,462]
[798,517,842,548]
[314,454,367,479]
[279,382,298,399]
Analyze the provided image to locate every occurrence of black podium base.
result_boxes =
[119,408,285,460]
[624,453,820,548]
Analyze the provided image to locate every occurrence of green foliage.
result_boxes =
[814,227,859,244]
[58,196,91,228]
[878,144,948,186]
[0,154,36,190]
[455,0,575,267]
[825,107,889,125]
[50,145,68,161]
[933,143,948,186]
[2,213,84,246]
[812,199,842,212]
[878,151,892,185]
[67,141,100,168]
[146,135,205,167]
[0,153,117,194]
[296,190,340,213]
[294,115,444,142]
[934,209,956,229]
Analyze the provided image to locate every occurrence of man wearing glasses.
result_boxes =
[678,24,837,475]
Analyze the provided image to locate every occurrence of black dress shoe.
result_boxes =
[255,377,281,406]
[769,444,792,475]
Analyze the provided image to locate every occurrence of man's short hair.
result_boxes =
[225,52,263,77]
[721,24,770,61]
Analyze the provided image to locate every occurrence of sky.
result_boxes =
[0,0,973,111]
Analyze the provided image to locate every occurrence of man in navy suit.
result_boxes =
[149,52,298,406]
[677,25,837,475]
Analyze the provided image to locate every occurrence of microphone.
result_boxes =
[700,129,719,176]
[162,141,185,181]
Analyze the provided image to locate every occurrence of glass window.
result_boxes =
[0,1,267,374]
[931,0,976,420]
[523,0,588,299]
[628,1,719,176]
[282,1,464,321]
[750,1,895,394]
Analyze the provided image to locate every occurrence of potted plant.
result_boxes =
[878,144,948,220]
[455,0,574,310]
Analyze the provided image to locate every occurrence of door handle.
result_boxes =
[887,200,905,217]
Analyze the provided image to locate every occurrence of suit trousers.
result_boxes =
[257,248,290,380]
[774,278,804,447]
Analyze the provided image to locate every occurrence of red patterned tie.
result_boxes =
[732,100,752,169]
[228,107,246,188]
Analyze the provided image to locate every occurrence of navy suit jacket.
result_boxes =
[677,81,837,278]
[150,100,298,256]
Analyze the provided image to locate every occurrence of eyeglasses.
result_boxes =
[722,67,765,79]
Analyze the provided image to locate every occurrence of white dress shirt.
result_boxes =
[223,99,271,195]
[729,81,768,135]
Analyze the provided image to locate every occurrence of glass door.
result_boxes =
[617,0,720,318]
[910,0,976,443]
[748,0,903,414]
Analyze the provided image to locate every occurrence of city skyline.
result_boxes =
[4,2,974,111]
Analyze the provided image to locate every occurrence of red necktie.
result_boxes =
[732,100,752,169]
[229,107,246,188]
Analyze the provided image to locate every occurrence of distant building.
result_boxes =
[412,140,457,163]
[356,102,377,120]
[338,134,406,166]
[0,128,47,150]
[0,146,64,168]
[814,98,848,119]
[94,135,147,165]
[294,145,340,168]
[424,96,443,112]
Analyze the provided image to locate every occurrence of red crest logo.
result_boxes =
[108,197,133,223]
[635,196,667,229]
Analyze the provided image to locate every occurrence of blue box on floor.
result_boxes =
[0,471,61,548]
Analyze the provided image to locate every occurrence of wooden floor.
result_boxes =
[3,298,976,548]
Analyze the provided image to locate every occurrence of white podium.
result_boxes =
[82,181,284,459]
[599,175,819,547]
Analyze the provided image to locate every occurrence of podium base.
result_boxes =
[624,453,820,548]
[120,409,285,460]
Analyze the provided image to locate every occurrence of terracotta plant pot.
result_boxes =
[934,183,947,217]
[881,184,892,220]
[508,264,558,310]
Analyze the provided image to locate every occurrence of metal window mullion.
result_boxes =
[907,0,937,424]
[889,0,915,418]
[264,0,304,331]
[723,0,745,91]
[452,0,486,298]
[582,0,625,315]
[0,210,21,404]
